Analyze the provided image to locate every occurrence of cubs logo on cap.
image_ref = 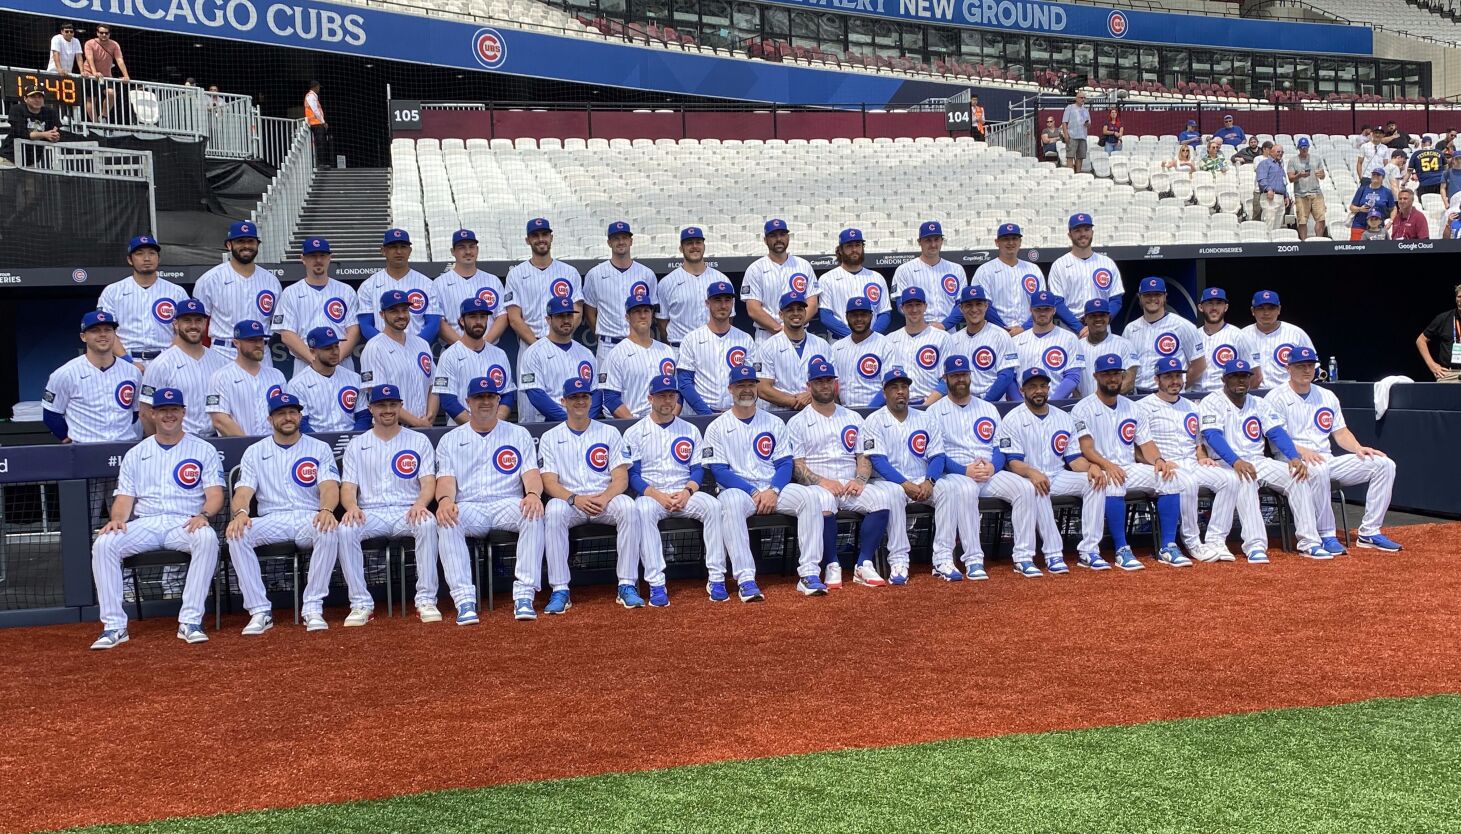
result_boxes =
[1222,359,1253,376]
[461,297,493,316]
[562,377,592,397]
[807,359,837,381]
[1199,287,1227,303]
[959,285,989,303]
[80,310,118,332]
[706,281,736,299]
[1021,368,1052,384]
[943,354,972,376]
[996,222,1022,238]
[545,296,576,317]
[1093,354,1123,373]
[680,226,705,242]
[467,376,504,397]
[1068,213,1094,230]
[1082,298,1111,317]
[882,367,912,387]
[838,228,865,245]
[625,288,655,312]
[607,221,633,238]
[779,290,809,310]
[267,392,302,413]
[1140,277,1167,294]
[382,228,412,245]
[1297,137,1311,148]
[128,235,161,254]
[452,229,478,245]
[226,221,258,241]
[526,218,553,234]
[1252,290,1281,306]
[1154,357,1185,375]
[763,218,789,234]
[306,326,340,348]
[898,286,928,307]
[302,237,330,254]
[175,298,208,318]
[233,319,266,340]
[649,374,678,395]
[380,289,410,310]
[370,384,403,402]
[727,363,758,385]
[152,387,186,407]
[918,220,943,239]
[846,296,873,313]
[1029,291,1057,309]
[1285,346,1319,366]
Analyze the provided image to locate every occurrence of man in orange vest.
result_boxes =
[971,94,986,142]
[305,80,331,169]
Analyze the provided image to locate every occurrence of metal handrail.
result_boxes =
[251,120,316,263]
[14,139,157,236]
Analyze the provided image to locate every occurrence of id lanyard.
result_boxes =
[1451,316,1461,367]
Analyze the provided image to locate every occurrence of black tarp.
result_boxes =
[97,134,209,211]
[0,167,148,267]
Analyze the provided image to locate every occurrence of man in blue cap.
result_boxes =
[519,296,600,421]
[357,228,442,344]
[815,227,890,338]
[42,311,141,444]
[192,220,281,359]
[863,367,951,584]
[1287,137,1328,240]
[1194,287,1261,393]
[953,222,1049,334]
[742,218,820,345]
[1046,212,1122,328]
[359,289,437,428]
[276,236,360,377]
[505,217,583,344]
[432,228,506,347]
[433,298,516,424]
[754,289,832,410]
[97,234,188,372]
[656,226,729,349]
[207,320,288,437]
[288,326,371,433]
[583,220,658,364]
[1121,277,1205,394]
[1241,289,1315,388]
[892,220,965,328]
[602,292,677,419]
[946,284,1019,402]
[140,298,230,437]
[1177,119,1202,149]
[883,286,951,407]
[1076,297,1137,397]
[676,280,754,415]
[1011,290,1085,400]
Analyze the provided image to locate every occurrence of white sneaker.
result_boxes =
[241,612,274,636]
[823,562,843,589]
[304,613,329,632]
[853,561,887,587]
[417,602,442,623]
[1210,545,1238,563]
[343,608,373,627]
[888,565,910,586]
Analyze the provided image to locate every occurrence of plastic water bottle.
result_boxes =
[1327,356,1339,382]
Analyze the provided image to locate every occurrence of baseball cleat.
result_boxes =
[1045,556,1069,575]
[931,563,965,582]
[1356,534,1402,552]
[1157,544,1193,567]
[1300,545,1334,560]
[964,563,989,581]
[176,623,209,644]
[304,613,329,631]
[617,584,646,609]
[1077,552,1111,571]
[417,602,443,623]
[1013,561,1043,578]
[706,581,730,603]
[888,565,910,585]
[544,589,572,614]
[456,602,479,625]
[241,612,274,636]
[1246,550,1270,564]
[853,561,887,587]
[1113,547,1144,571]
[823,562,843,589]
[343,607,373,627]
[90,629,129,650]
[1192,544,1221,563]
[737,580,765,603]
[648,585,669,607]
[797,575,830,596]
[1320,536,1349,556]
[513,598,537,621]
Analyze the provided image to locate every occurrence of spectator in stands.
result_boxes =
[1359,209,1387,241]
[1039,117,1060,163]
[83,24,129,122]
[970,94,986,142]
[1287,137,1327,240]
[1099,108,1123,153]
[1348,168,1396,241]
[1163,144,1197,173]
[47,22,87,76]
[1438,128,1458,159]
[1376,120,1411,151]
[1199,139,1229,173]
[1177,119,1202,149]
[206,85,224,112]
[1415,284,1461,382]
[1384,149,1409,197]
[1,85,61,162]
[1213,114,1246,147]
[305,81,331,170]
[1410,141,1446,199]
[1389,189,1429,240]
[1060,91,1090,174]
[1356,126,1386,180]
[1231,135,1262,166]
[1255,142,1291,231]
[1443,154,1461,207]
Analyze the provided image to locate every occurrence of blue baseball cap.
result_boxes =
[943,354,972,376]
[1285,346,1320,366]
[175,298,208,318]
[1186,119,1198,127]
[1139,277,1167,294]
[1222,359,1254,377]
[707,281,736,299]
[151,387,185,407]
[839,228,865,245]
[81,310,118,332]
[649,374,678,395]
[452,229,478,246]
[728,364,758,385]
[780,290,809,310]
[267,392,303,413]
[1252,290,1281,307]
[128,234,160,254]
[996,222,1022,238]
[607,220,633,238]
[680,226,705,242]
[226,220,258,241]
[764,218,789,234]
[1199,287,1227,303]
[1083,298,1112,317]
[846,296,873,314]
[918,220,943,239]
[898,286,928,306]
[1368,208,1385,219]
[466,376,504,397]
[1029,291,1058,309]
[306,326,340,348]
[1371,167,1386,177]
[1068,213,1094,229]
[562,378,592,397]
[526,217,552,234]
[625,287,654,312]
[1021,367,1052,384]
[807,358,837,381]
[1093,354,1124,373]
[1297,137,1311,149]
[959,285,990,303]
[301,237,331,254]
[546,296,576,316]
[382,228,411,246]
[882,367,912,387]
[370,384,402,402]
[461,297,493,315]
[233,320,266,340]
[1155,357,1186,376]
[380,289,410,310]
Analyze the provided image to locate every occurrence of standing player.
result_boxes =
[191,220,281,359]
[1265,347,1402,553]
[43,311,140,444]
[583,221,658,364]
[816,228,890,337]
[829,297,892,409]
[677,281,754,415]
[505,218,583,345]
[355,229,442,344]
[435,377,545,625]
[519,297,600,422]
[1046,213,1123,327]
[140,299,230,437]
[207,320,287,437]
[946,286,1019,402]
[226,392,341,634]
[884,287,951,407]
[891,221,964,328]
[1121,277,1206,393]
[754,290,831,410]
[337,385,442,624]
[1012,291,1085,399]
[275,237,360,376]
[359,290,436,428]
[656,226,727,350]
[1076,298,1137,396]
[433,298,515,424]
[88,387,224,649]
[288,327,370,433]
[948,224,1057,332]
[1194,287,1263,393]
[603,294,677,420]
[538,378,640,612]
[433,229,507,347]
[97,234,188,371]
[741,219,820,345]
[1242,290,1316,389]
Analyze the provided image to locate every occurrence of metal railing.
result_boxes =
[258,115,304,169]
[251,120,316,263]
[15,139,157,236]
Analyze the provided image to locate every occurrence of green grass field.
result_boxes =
[64,695,1461,834]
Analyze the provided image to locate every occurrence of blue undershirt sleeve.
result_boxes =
[1053,368,1082,400]
[353,410,374,431]
[628,461,649,495]
[869,454,909,484]
[708,463,756,495]
[941,308,964,331]
[1267,427,1301,460]
[419,314,442,344]
[872,312,892,334]
[983,368,1017,402]
[43,409,69,441]
[677,370,713,415]
[439,394,466,419]
[1054,300,1082,332]
[1202,429,1240,465]
[356,313,380,341]
[526,389,567,422]
[771,457,793,490]
[991,449,1008,471]
[686,464,704,490]
[602,389,625,416]
[818,308,851,339]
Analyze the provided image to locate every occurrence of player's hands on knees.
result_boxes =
[668,489,691,511]
[843,479,864,497]
[1087,466,1108,489]
[967,460,995,482]
[1356,446,1385,459]
[901,481,922,501]
[578,493,608,516]
[184,513,210,534]
[1155,460,1177,480]
[1028,471,1051,495]
[436,497,459,528]
[1288,459,1309,481]
[342,507,366,526]
[818,477,846,497]
[1233,460,1258,481]
[649,488,676,511]
[1102,462,1127,486]
[520,493,544,520]
[911,480,934,502]
[407,503,432,524]
[314,509,338,532]
[752,488,779,514]
[99,519,127,535]
[226,514,251,540]
[1299,448,1326,466]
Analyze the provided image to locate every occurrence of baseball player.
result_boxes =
[656,226,727,350]
[1012,291,1085,399]
[829,297,892,409]
[1073,354,1189,570]
[537,378,639,612]
[787,358,904,589]
[519,296,600,421]
[741,219,819,344]
[1198,359,1332,559]
[43,311,140,444]
[625,374,722,607]
[89,387,224,649]
[603,295,676,419]
[705,363,827,600]
[1077,298,1138,396]
[287,327,370,433]
[433,229,507,346]
[883,287,951,407]
[207,320,287,437]
[275,237,360,376]
[677,281,754,415]
[356,228,442,344]
[1265,347,1402,553]
[1121,277,1206,393]
[1195,287,1263,393]
[1242,290,1316,388]
[754,290,831,410]
[96,234,188,371]
[945,224,1052,333]
[995,368,1107,576]
[359,289,436,428]
[435,376,545,625]
[1045,213,1123,328]
[945,286,1019,402]
[815,228,890,337]
[433,298,516,424]
[226,392,341,634]
[583,221,658,364]
[1140,357,1268,563]
[891,221,964,327]
[926,355,1039,580]
[862,368,953,583]
[337,384,442,625]
[191,220,281,358]
[505,217,583,345]
[140,298,230,437]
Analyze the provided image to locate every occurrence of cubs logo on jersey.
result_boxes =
[863,283,882,303]
[550,279,572,299]
[586,443,611,472]
[908,429,930,457]
[417,352,433,377]
[477,287,499,309]
[1242,416,1263,441]
[1184,413,1200,438]
[671,436,695,463]
[174,459,202,489]
[1155,333,1180,356]
[494,446,522,474]
[916,346,941,370]
[257,290,276,316]
[753,431,776,460]
[292,457,319,488]
[1275,344,1295,366]
[840,425,858,453]
[1118,419,1138,444]
[114,381,136,410]
[392,450,420,478]
[338,386,359,413]
[577,360,594,381]
[1051,430,1072,456]
[151,298,176,325]
[857,354,882,379]
[974,417,997,442]
[1213,344,1237,366]
[1092,268,1114,290]
[658,358,677,377]
[406,290,428,313]
[1043,346,1068,370]
[972,346,997,370]
[789,273,810,293]
[1314,407,1335,433]
[726,346,748,369]
[325,297,348,323]
[1021,274,1040,294]
[941,274,961,297]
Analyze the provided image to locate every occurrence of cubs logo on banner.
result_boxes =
[417,352,433,376]
[1314,407,1336,433]
[550,279,573,299]
[1155,333,1180,356]
[725,346,748,369]
[1043,347,1067,370]
[292,457,319,488]
[471,27,508,69]
[586,442,611,471]
[659,358,677,377]
[672,437,695,463]
[477,287,499,309]
[151,298,176,325]
[114,381,136,410]
[493,446,521,474]
[908,429,930,457]
[1242,416,1263,441]
[789,273,810,293]
[406,290,428,313]
[577,360,594,380]
[1275,344,1295,366]
[339,386,359,413]
[857,354,882,379]
[1118,419,1138,444]
[1092,268,1114,290]
[1108,9,1129,37]
[174,459,202,489]
[974,417,997,443]
[941,274,960,297]
[1021,274,1041,294]
[325,297,348,323]
[840,425,858,453]
[392,450,421,478]
[267,385,284,401]
[863,283,882,303]
[489,366,508,388]
[972,347,997,370]
[1051,430,1072,456]
[916,346,941,370]
[1185,413,1200,438]
[257,290,276,316]
[1213,344,1237,366]
[753,431,776,460]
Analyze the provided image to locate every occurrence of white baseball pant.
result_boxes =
[720,483,822,579]
[635,491,723,588]
[540,495,639,593]
[1034,470,1105,560]
[92,514,218,630]
[336,505,439,609]
[940,470,1038,568]
[227,511,337,616]
[1246,458,1323,551]
[1309,453,1396,539]
[808,480,910,566]
[1174,460,1266,554]
[438,499,545,606]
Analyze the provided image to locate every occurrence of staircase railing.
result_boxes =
[251,119,315,263]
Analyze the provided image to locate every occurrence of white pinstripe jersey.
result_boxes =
[432,340,515,403]
[436,420,535,505]
[433,268,505,334]
[140,346,231,436]
[359,332,434,417]
[1195,324,1260,393]
[885,326,951,401]
[703,408,789,491]
[754,331,832,397]
[925,395,1002,466]
[676,325,755,412]
[816,266,890,331]
[891,258,966,323]
[206,362,288,437]
[583,260,658,341]
[624,416,703,491]
[539,420,626,495]
[862,406,943,483]
[356,269,441,340]
[192,262,282,344]
[1047,252,1123,317]
[518,338,596,423]
[1012,327,1085,379]
[785,404,863,482]
[603,338,677,418]
[1197,392,1287,464]
[741,255,819,331]
[504,259,583,340]
[1263,384,1345,453]
[287,365,366,433]
[947,323,1019,397]
[995,403,1080,477]
[1137,394,1202,463]
[1122,314,1205,391]
[95,275,190,354]
[238,434,339,516]
[42,355,140,443]
[1072,393,1153,467]
[1240,321,1315,387]
[116,433,224,517]
[1077,333,1140,397]
[971,258,1044,327]
[656,266,725,344]
[273,277,358,375]
[829,331,891,409]
[342,426,435,509]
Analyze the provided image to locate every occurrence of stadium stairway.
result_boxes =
[287,168,393,261]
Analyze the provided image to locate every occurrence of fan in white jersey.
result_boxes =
[433,229,508,347]
[140,298,231,437]
[289,327,370,433]
[946,285,1020,402]
[946,223,1056,332]
[537,377,641,612]
[434,377,546,624]
[43,311,140,444]
[741,218,820,344]
[583,221,659,364]
[994,368,1107,576]
[1122,277,1206,393]
[677,280,754,415]
[603,295,677,419]
[359,289,437,428]
[656,227,727,348]
[1194,287,1263,393]
[1266,348,1402,553]
[519,296,601,422]
[337,384,443,625]
[97,234,188,370]
[754,290,831,411]
[815,228,891,338]
[1076,298,1138,396]
[829,296,892,409]
[274,238,360,376]
[226,393,342,635]
[191,220,281,358]
[433,298,516,424]
[1044,213,1123,330]
[1243,289,1316,388]
[355,228,443,345]
[505,217,584,344]
[207,320,287,437]
[890,220,964,327]
[625,375,723,608]
[883,287,951,407]
[88,387,224,650]
[1012,291,1086,400]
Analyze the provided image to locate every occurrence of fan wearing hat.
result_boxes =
[1213,113,1246,147]
[815,228,891,338]
[42,311,142,444]
[432,228,507,348]
[276,236,361,377]
[192,220,281,359]
[1240,290,1316,388]
[356,228,442,344]
[96,235,189,372]
[1286,138,1328,240]
[207,320,288,437]
[1347,167,1397,240]
[742,218,821,345]
[1,83,61,161]
[1177,119,1203,149]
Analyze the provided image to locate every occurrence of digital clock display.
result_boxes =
[3,70,80,107]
